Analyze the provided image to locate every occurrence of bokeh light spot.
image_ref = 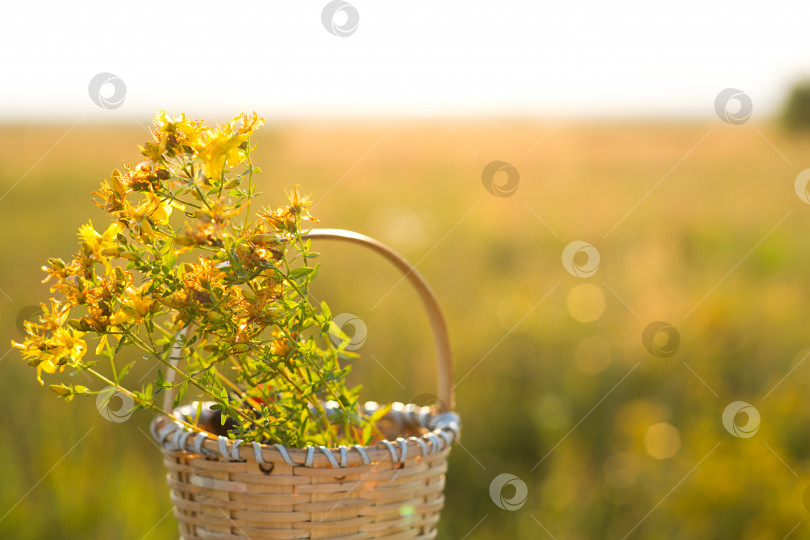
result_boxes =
[567,284,606,322]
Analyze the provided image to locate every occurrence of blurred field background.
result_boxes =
[2,118,810,539]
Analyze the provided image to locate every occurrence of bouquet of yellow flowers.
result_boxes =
[13,111,385,447]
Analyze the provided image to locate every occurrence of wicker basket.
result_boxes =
[150,228,460,539]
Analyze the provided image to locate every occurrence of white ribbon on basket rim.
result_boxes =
[150,402,461,468]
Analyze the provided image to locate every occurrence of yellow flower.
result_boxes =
[118,284,158,323]
[28,299,69,333]
[258,186,317,233]
[109,309,132,326]
[270,329,294,358]
[34,356,60,384]
[13,326,87,385]
[149,110,203,158]
[95,334,108,356]
[131,193,172,224]
[193,113,264,181]
[124,161,167,192]
[125,193,174,242]
[287,184,316,222]
[78,220,124,257]
[53,327,87,363]
[93,170,130,216]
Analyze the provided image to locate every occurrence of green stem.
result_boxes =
[85,368,198,432]
[122,327,271,438]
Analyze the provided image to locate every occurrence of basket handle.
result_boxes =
[303,228,454,412]
[162,228,454,413]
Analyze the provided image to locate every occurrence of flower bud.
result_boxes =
[101,246,123,257]
[205,312,224,323]
[231,343,250,354]
[67,318,89,331]
[48,384,71,396]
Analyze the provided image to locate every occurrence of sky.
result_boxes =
[2,0,809,121]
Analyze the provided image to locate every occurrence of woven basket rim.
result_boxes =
[151,400,461,469]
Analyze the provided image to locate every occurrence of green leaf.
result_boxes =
[369,403,391,423]
[173,381,189,408]
[118,361,135,381]
[288,267,314,280]
[195,400,203,424]
[320,301,331,320]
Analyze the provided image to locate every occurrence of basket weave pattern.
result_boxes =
[152,403,460,539]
